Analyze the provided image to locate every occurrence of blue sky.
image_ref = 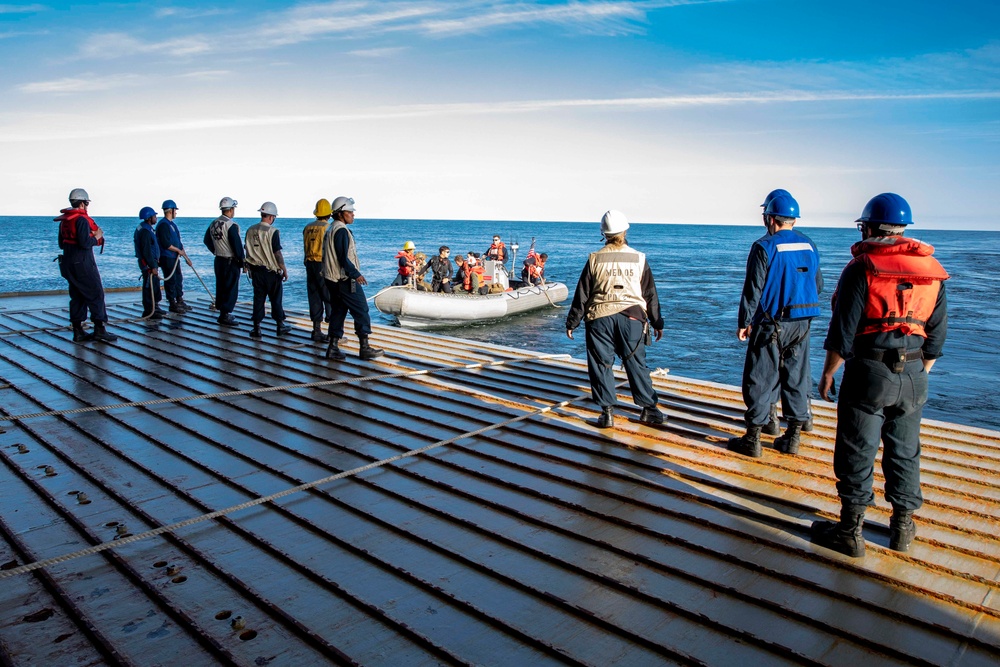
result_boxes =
[1,0,998,228]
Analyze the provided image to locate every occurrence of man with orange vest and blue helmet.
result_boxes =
[728,192,823,459]
[812,193,948,559]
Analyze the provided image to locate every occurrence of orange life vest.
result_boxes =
[56,207,103,248]
[843,236,949,338]
[464,263,484,291]
[527,258,545,280]
[395,250,415,277]
[486,241,506,262]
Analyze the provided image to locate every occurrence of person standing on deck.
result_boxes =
[811,193,948,559]
[156,199,192,313]
[727,192,823,458]
[321,196,384,361]
[55,188,117,342]
[133,207,166,320]
[565,210,664,429]
[203,196,244,326]
[244,202,291,340]
[303,199,333,342]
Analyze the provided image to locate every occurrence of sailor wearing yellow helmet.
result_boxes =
[303,199,333,342]
[391,240,417,287]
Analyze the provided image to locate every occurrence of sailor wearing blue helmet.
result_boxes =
[134,206,165,319]
[157,199,192,313]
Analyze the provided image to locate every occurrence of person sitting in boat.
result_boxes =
[412,252,429,291]
[391,241,417,287]
[419,245,454,293]
[522,252,548,286]
[484,234,507,265]
[465,252,489,294]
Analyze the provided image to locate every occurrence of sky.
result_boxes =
[1,0,998,228]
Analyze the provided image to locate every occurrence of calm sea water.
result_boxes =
[1,215,996,430]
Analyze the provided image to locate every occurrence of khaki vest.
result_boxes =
[303,219,328,262]
[208,215,237,258]
[584,244,647,321]
[244,221,282,273]
[321,220,360,281]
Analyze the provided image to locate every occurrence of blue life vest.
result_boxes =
[754,229,820,323]
[156,219,182,260]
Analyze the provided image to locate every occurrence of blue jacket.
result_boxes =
[155,218,183,260]
[739,228,822,327]
[134,221,160,272]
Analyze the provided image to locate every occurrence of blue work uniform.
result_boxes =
[156,218,185,303]
[134,220,163,316]
[56,209,108,325]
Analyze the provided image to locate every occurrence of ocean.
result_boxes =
[1,215,996,430]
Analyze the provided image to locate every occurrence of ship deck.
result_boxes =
[0,296,998,666]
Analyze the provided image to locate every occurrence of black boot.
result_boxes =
[774,421,802,455]
[217,313,238,326]
[639,406,664,425]
[802,406,814,432]
[168,299,184,313]
[727,425,762,458]
[72,322,94,342]
[92,321,118,343]
[325,337,346,361]
[597,406,614,429]
[276,321,292,336]
[763,403,780,436]
[249,326,262,340]
[811,505,866,558]
[175,298,192,311]
[358,336,384,360]
[889,508,917,552]
[311,323,329,343]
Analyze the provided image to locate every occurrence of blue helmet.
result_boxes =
[760,188,791,208]
[856,192,913,225]
[139,206,157,221]
[764,193,800,219]
[162,199,178,210]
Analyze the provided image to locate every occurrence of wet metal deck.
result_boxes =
[0,297,998,666]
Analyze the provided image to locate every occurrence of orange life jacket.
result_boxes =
[527,258,545,280]
[463,263,484,291]
[486,241,506,262]
[55,207,103,248]
[395,250,415,277]
[842,236,949,338]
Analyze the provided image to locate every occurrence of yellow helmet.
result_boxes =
[313,198,332,218]
[403,241,415,251]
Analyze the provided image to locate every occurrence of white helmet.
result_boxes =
[69,187,90,202]
[258,201,278,217]
[331,196,355,213]
[219,196,238,210]
[601,210,629,235]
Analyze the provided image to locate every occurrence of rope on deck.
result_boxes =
[0,353,573,423]
[0,377,612,580]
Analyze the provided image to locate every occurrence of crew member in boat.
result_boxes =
[321,196,384,361]
[484,234,507,264]
[303,199,333,342]
[55,187,118,342]
[156,199,192,314]
[419,246,454,293]
[412,253,429,291]
[464,252,488,294]
[391,241,417,287]
[133,206,165,321]
[522,252,547,286]
[203,196,244,327]
[565,210,664,429]
[244,201,291,340]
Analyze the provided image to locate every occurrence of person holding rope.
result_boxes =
[55,188,118,342]
[728,191,822,458]
[156,199,192,313]
[565,210,664,429]
[134,207,166,320]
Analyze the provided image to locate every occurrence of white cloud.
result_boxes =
[17,73,142,94]
[154,6,232,20]
[0,4,45,14]
[348,46,408,58]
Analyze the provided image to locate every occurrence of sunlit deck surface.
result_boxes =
[0,295,998,666]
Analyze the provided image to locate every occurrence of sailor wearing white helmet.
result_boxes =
[203,196,245,326]
[244,202,291,340]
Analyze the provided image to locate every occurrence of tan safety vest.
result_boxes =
[584,244,647,321]
[244,221,282,273]
[321,220,360,281]
[208,215,238,258]
[303,219,328,262]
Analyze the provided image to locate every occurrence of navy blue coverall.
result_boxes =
[134,220,162,316]
[156,218,185,303]
[58,211,108,325]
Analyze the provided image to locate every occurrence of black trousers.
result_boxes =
[213,257,241,315]
[585,312,658,410]
[63,250,107,324]
[741,319,812,426]
[160,255,184,301]
[326,279,372,339]
[305,261,332,324]
[141,271,162,315]
[249,268,285,326]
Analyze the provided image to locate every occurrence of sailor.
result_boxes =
[156,199,192,313]
[522,252,548,286]
[320,196,384,361]
[203,196,244,326]
[244,202,291,339]
[303,199,333,342]
[453,255,469,292]
[391,241,417,287]
[464,252,487,294]
[133,206,166,320]
[419,246,454,293]
[484,234,507,264]
[728,192,822,458]
[565,210,665,429]
[55,187,117,342]
[812,193,948,558]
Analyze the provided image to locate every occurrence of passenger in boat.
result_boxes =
[522,252,548,286]
[203,197,244,327]
[303,199,333,342]
[133,206,165,320]
[391,241,417,287]
[321,196,384,361]
[484,235,507,264]
[412,253,430,291]
[565,210,664,429]
[464,253,488,294]
[244,202,291,340]
[420,246,454,293]
[156,200,192,314]
[727,191,822,460]
[54,188,118,342]
[811,193,949,559]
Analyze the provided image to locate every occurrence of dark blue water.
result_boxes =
[2,215,996,430]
